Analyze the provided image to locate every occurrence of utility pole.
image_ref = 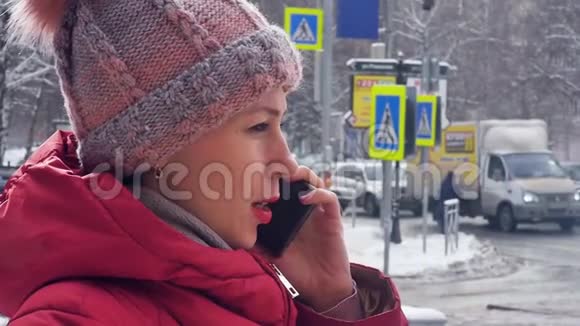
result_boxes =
[314,0,323,106]
[421,0,435,253]
[384,0,399,58]
[314,1,322,105]
[391,53,405,245]
[321,0,334,164]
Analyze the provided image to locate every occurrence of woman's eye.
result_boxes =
[250,123,269,132]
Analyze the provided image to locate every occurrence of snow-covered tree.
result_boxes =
[0,1,61,165]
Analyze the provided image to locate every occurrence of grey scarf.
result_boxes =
[137,187,232,250]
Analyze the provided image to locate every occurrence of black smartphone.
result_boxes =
[256,179,315,257]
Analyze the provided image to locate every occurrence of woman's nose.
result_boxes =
[268,131,299,178]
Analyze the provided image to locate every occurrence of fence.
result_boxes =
[444,199,460,256]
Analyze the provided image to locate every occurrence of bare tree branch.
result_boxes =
[7,66,53,88]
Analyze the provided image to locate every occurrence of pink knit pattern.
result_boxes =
[10,0,302,175]
[76,4,146,106]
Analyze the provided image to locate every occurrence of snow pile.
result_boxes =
[343,224,483,277]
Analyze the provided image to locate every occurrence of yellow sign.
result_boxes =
[424,123,477,168]
[407,122,478,199]
[369,85,407,161]
[284,7,324,51]
[416,95,438,147]
[351,75,396,128]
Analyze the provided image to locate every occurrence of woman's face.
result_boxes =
[145,87,298,249]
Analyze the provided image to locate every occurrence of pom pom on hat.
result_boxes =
[7,0,71,52]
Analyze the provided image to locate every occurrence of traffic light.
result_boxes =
[423,0,435,11]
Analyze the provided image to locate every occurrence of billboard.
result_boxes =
[351,75,396,128]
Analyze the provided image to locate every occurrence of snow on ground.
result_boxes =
[344,223,483,277]
[3,147,26,166]
[0,308,449,325]
[402,305,447,323]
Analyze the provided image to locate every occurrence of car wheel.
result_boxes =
[364,194,380,217]
[497,204,517,233]
[559,220,575,233]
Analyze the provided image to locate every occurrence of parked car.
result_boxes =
[313,160,423,217]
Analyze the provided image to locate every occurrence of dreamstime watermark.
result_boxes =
[88,150,319,202]
[88,150,484,204]
[402,162,480,200]
[332,161,482,201]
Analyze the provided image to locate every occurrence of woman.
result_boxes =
[0,0,407,325]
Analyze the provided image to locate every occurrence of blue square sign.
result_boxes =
[374,95,401,151]
[337,0,379,40]
[416,103,433,139]
[416,95,438,147]
[285,7,323,51]
[290,14,318,45]
[369,85,407,161]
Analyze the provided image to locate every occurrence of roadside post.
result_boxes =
[444,198,460,256]
[347,55,433,274]
[416,94,441,253]
[285,4,333,167]
[369,83,406,274]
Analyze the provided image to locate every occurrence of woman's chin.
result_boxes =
[228,228,258,251]
[244,231,258,250]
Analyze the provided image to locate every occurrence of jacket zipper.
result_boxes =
[268,263,297,326]
[270,263,299,299]
[253,254,297,325]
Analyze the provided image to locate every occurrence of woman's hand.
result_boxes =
[257,166,354,312]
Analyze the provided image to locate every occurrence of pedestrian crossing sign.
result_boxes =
[369,85,407,161]
[284,7,323,51]
[416,95,437,147]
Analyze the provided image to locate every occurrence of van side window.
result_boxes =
[488,156,506,181]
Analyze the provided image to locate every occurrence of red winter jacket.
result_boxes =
[0,131,408,325]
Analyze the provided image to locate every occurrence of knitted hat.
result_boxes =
[8,0,302,176]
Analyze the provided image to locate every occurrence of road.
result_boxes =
[392,217,580,326]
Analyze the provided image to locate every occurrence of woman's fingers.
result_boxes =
[290,165,325,189]
[299,187,340,216]
[291,166,339,216]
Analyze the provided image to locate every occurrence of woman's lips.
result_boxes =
[252,196,278,224]
[252,204,272,224]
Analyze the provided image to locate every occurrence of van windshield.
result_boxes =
[503,153,568,179]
